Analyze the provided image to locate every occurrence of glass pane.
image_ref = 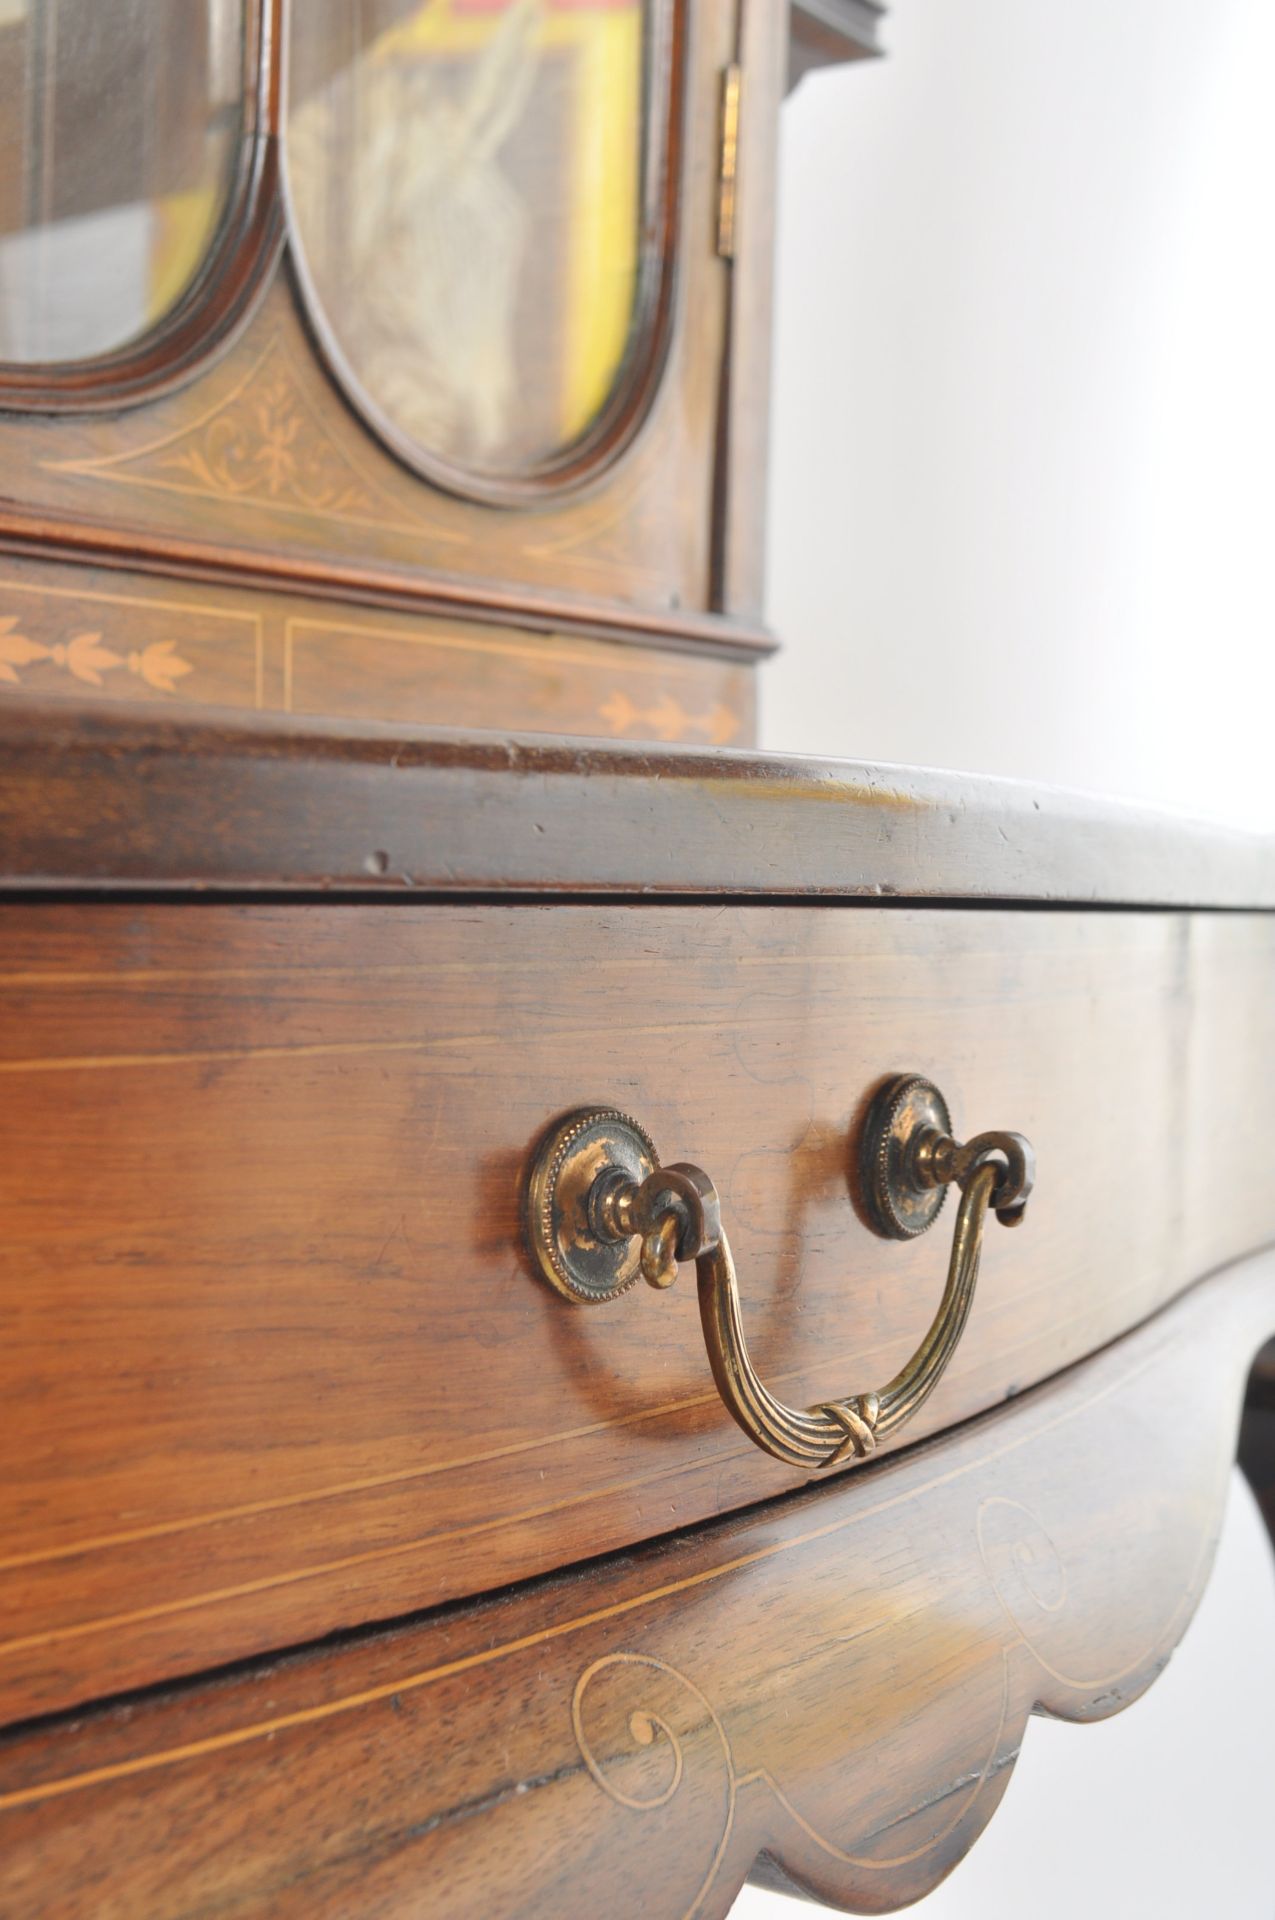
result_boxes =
[287,0,649,478]
[0,0,246,365]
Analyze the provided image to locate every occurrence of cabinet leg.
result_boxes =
[1239,1339,1275,1559]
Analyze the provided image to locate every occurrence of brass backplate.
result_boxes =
[860,1073,953,1240]
[527,1107,658,1303]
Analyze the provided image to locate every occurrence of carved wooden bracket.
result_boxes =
[790,0,887,90]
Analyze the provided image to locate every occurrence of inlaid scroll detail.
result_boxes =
[978,1495,1068,1627]
[570,1645,1015,1919]
[47,338,431,535]
[573,1654,736,1920]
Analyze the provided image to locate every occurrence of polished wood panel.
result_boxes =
[2,1250,1269,1920]
[1,704,1272,903]
[0,562,263,710]
[0,555,756,743]
[1,899,1273,1722]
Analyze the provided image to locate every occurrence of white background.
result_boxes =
[737,0,1275,1911]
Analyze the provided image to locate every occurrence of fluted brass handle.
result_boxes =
[526,1075,1035,1470]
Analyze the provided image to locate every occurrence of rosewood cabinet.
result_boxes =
[0,4,1271,1916]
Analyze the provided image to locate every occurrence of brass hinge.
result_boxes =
[716,62,743,260]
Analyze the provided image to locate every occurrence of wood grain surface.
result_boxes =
[0,555,757,745]
[2,1247,1270,1920]
[2,702,1274,904]
[2,899,1273,1723]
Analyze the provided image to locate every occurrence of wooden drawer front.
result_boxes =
[1,903,1272,1720]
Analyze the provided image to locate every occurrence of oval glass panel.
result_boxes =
[286,0,657,489]
[0,0,247,366]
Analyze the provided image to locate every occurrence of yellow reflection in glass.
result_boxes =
[288,0,646,475]
[149,188,224,327]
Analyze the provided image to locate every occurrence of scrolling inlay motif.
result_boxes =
[568,1473,1224,1920]
[45,339,434,536]
[572,1647,1014,1920]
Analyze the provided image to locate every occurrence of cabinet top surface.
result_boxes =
[2,701,1271,907]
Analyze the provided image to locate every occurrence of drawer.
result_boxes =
[2,900,1273,1720]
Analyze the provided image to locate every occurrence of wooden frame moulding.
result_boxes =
[0,702,1271,903]
[0,0,284,411]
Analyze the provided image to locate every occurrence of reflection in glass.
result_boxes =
[287,0,648,478]
[0,0,246,365]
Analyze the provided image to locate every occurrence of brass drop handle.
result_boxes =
[526,1075,1035,1471]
